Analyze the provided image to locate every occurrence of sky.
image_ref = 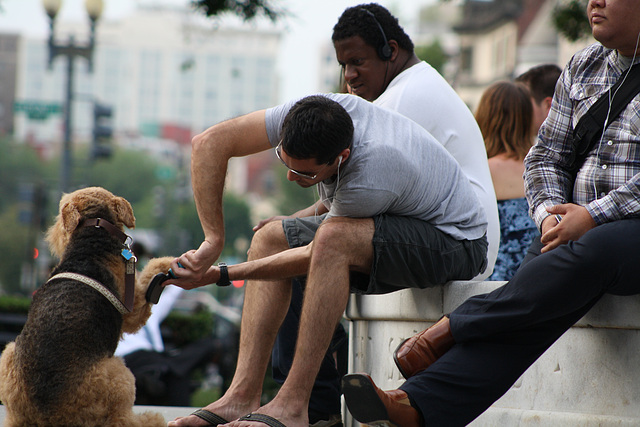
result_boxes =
[0,0,439,102]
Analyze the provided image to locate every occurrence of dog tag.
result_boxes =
[121,248,134,260]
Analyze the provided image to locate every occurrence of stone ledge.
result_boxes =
[345,281,640,426]
[346,281,640,328]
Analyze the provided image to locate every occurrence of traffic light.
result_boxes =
[91,102,113,159]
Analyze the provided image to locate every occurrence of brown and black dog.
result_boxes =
[0,187,173,426]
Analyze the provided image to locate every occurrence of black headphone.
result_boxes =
[361,9,392,61]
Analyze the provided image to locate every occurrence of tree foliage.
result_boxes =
[0,205,31,294]
[552,0,591,42]
[81,148,161,208]
[0,139,54,214]
[415,39,448,75]
[0,137,254,295]
[220,192,253,260]
[191,0,286,22]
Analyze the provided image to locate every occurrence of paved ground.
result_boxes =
[0,405,197,424]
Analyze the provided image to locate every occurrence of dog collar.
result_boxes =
[46,272,129,315]
[79,218,135,312]
[81,218,131,246]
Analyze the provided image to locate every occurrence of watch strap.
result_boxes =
[217,262,231,287]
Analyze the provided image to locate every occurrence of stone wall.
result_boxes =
[344,281,640,426]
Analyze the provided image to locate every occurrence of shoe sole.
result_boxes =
[342,374,397,427]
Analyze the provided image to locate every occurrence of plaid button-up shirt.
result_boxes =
[525,43,640,229]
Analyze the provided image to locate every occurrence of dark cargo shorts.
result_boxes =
[283,214,488,295]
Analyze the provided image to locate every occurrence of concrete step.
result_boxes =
[345,281,640,426]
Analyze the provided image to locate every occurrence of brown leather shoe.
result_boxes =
[342,373,421,427]
[393,316,455,379]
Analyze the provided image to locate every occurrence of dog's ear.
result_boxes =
[61,200,83,233]
[112,196,136,229]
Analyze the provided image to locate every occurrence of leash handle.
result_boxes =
[146,263,183,304]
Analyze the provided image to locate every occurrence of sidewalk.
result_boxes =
[0,405,197,424]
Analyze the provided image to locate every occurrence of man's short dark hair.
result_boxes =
[332,3,414,54]
[515,64,562,104]
[281,95,354,165]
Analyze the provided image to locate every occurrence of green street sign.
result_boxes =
[14,101,63,121]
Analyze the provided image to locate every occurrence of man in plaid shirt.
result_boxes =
[342,1,640,426]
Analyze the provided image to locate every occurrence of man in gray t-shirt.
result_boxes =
[265,93,486,241]
[167,94,487,427]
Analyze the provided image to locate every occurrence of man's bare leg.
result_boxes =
[169,221,297,427]
[226,218,375,427]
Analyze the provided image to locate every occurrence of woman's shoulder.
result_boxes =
[488,154,526,200]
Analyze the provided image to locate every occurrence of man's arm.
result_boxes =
[170,110,272,286]
[177,244,314,290]
[523,62,596,252]
[524,65,576,229]
[294,200,329,218]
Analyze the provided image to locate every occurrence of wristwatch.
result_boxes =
[216,262,231,287]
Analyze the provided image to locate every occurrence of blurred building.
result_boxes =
[0,33,18,137]
[452,0,592,109]
[317,42,341,94]
[12,5,280,146]
[9,4,281,195]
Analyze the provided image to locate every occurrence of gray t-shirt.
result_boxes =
[265,93,487,241]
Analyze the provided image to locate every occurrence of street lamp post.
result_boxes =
[42,0,103,194]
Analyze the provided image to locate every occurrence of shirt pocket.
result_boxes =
[569,82,609,129]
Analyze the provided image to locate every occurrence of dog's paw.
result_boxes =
[137,256,174,287]
[122,257,175,334]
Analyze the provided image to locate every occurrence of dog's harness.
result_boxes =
[46,218,136,314]
[46,272,130,315]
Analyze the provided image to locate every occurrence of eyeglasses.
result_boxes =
[275,141,329,180]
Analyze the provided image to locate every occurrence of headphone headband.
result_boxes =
[361,8,392,61]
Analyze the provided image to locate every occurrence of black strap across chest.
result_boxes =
[570,62,640,172]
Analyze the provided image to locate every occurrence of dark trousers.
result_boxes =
[272,277,348,419]
[401,219,640,426]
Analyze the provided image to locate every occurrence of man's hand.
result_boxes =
[168,240,222,290]
[253,215,290,232]
[253,200,329,232]
[540,204,597,253]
